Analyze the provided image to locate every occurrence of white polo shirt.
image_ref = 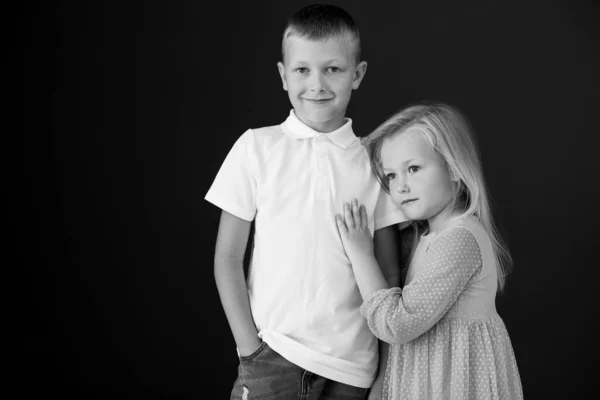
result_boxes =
[205,110,406,388]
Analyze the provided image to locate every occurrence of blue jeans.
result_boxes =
[230,341,368,400]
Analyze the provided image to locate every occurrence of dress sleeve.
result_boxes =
[359,227,482,345]
[204,129,258,221]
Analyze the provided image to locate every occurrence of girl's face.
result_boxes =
[381,129,457,232]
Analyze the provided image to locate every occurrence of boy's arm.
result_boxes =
[371,225,401,392]
[373,225,401,288]
[214,210,261,356]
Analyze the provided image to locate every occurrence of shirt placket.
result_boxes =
[315,135,329,201]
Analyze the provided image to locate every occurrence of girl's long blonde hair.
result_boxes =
[364,103,512,291]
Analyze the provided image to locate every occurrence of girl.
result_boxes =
[336,103,523,399]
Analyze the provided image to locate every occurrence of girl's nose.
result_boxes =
[396,182,409,193]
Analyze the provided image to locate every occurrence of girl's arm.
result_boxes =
[336,200,482,345]
[361,227,482,345]
[337,200,400,398]
[214,210,261,356]
[336,199,391,299]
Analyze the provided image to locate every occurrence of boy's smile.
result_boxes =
[278,35,367,133]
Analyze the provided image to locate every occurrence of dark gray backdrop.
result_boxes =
[30,0,600,398]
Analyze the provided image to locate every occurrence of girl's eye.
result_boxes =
[386,173,396,180]
[408,165,420,174]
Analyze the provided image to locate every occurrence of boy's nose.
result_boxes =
[308,72,326,92]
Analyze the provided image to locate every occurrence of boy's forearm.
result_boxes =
[370,225,399,378]
[374,225,401,287]
[214,255,260,351]
[376,340,390,379]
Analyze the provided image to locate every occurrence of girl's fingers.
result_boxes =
[360,204,368,229]
[336,214,348,234]
[344,202,354,229]
[351,198,360,222]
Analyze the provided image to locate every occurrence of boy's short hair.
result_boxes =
[282,4,361,64]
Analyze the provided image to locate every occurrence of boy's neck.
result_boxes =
[294,111,347,133]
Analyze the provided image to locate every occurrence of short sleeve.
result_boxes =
[204,130,257,221]
[359,227,482,344]
[373,188,408,230]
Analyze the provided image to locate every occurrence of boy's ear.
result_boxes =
[352,61,368,90]
[277,62,288,91]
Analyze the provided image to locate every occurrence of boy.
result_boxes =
[205,4,407,399]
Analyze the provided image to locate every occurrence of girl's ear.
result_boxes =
[450,171,464,199]
[449,165,462,183]
[447,166,458,183]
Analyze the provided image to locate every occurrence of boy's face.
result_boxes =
[277,35,367,133]
[381,130,456,231]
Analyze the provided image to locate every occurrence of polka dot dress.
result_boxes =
[360,216,523,399]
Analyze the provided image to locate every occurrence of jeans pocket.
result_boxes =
[239,341,269,362]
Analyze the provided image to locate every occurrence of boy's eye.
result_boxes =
[326,66,340,73]
[408,165,420,174]
[295,67,309,74]
[386,173,396,180]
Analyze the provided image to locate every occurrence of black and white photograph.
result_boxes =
[28,0,600,398]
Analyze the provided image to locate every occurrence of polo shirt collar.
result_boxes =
[282,110,357,149]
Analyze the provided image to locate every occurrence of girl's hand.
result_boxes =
[335,198,375,264]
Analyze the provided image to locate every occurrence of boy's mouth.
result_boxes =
[303,98,332,104]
